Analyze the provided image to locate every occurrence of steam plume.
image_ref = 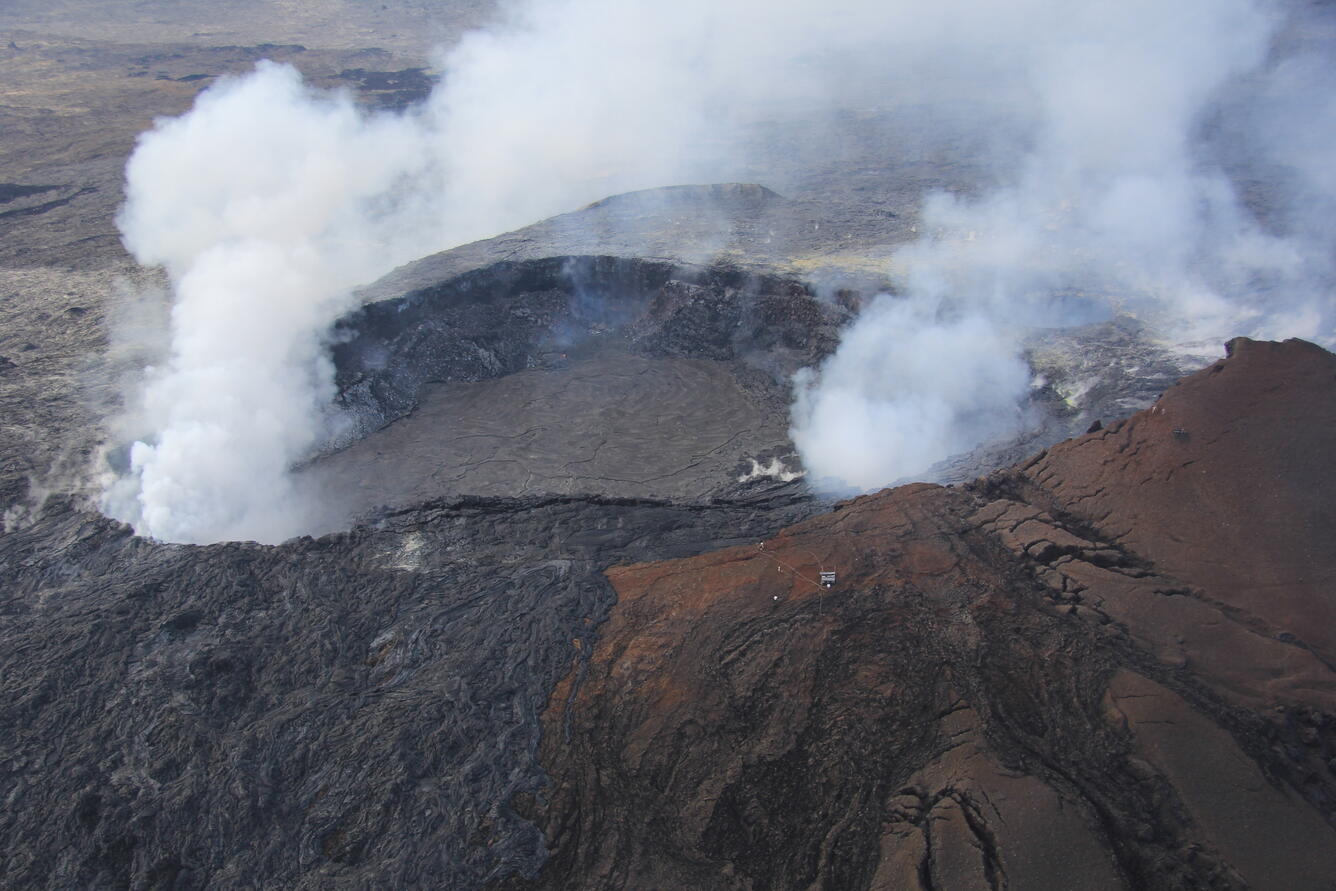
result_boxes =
[106,63,437,542]
[791,0,1336,490]
[105,0,1336,540]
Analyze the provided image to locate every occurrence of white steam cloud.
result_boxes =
[792,0,1336,490]
[105,0,1336,541]
[106,64,439,543]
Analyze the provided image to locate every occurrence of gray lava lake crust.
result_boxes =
[304,353,792,519]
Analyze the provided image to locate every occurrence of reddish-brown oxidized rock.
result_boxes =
[508,339,1336,890]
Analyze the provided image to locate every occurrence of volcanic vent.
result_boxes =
[300,252,853,525]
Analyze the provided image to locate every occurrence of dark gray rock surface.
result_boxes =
[307,354,792,516]
[0,487,817,889]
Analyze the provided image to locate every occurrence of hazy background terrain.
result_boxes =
[0,2,485,532]
[0,0,490,56]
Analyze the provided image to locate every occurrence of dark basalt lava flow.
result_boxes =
[0,487,820,889]
[4,246,861,889]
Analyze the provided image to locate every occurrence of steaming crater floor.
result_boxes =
[301,353,793,521]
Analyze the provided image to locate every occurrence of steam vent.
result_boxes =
[5,2,1336,889]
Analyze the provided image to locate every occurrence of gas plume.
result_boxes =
[105,63,438,542]
[105,0,1336,540]
[791,0,1336,490]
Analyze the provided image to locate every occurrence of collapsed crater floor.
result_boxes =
[300,353,793,521]
[289,252,851,531]
[300,245,1196,534]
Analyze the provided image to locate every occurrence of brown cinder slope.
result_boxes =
[508,338,1336,890]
